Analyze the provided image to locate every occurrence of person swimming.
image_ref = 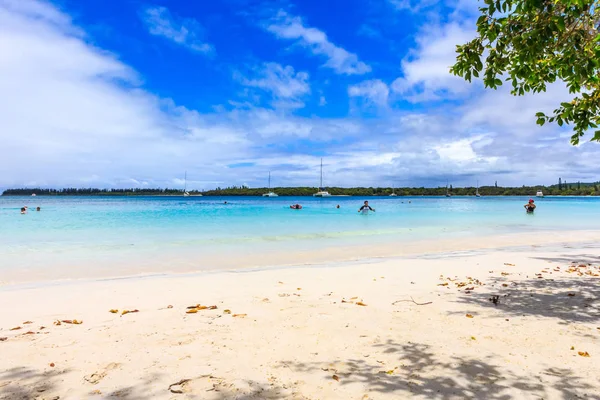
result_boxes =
[358,200,375,213]
[336,205,340,209]
[290,204,302,209]
[524,199,536,213]
[20,207,26,214]
[36,207,40,211]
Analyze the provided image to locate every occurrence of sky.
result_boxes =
[0,0,599,191]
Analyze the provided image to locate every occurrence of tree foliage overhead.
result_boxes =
[451,0,600,144]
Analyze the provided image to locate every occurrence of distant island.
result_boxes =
[2,182,600,196]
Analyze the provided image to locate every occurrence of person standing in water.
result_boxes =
[524,199,536,213]
[358,200,375,213]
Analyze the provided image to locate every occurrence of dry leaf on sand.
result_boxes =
[109,309,118,314]
[356,302,367,306]
[578,351,590,357]
[466,314,474,318]
[232,314,247,318]
[332,375,340,381]
[9,327,21,331]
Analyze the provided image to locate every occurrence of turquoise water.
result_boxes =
[1,195,599,282]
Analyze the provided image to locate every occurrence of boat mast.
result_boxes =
[184,171,187,193]
[268,171,271,190]
[320,158,323,188]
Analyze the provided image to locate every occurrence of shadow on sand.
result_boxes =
[0,366,68,400]
[532,253,600,265]
[454,272,600,325]
[279,340,597,399]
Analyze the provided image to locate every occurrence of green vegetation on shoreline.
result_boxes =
[3,183,600,197]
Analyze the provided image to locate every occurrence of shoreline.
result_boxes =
[3,194,600,197]
[1,241,599,399]
[0,230,600,292]
[2,229,600,289]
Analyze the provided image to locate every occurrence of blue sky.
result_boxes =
[0,0,599,190]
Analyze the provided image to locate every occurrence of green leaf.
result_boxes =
[449,0,600,145]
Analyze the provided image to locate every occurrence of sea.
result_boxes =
[1,195,599,284]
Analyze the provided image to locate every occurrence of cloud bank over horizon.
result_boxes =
[0,0,598,191]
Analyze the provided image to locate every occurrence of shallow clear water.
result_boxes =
[1,195,598,281]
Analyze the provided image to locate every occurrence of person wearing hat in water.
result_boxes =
[524,199,536,213]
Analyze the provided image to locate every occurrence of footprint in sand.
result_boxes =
[84,362,120,384]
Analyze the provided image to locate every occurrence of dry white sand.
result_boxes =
[1,239,599,399]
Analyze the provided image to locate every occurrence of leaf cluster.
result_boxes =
[451,0,600,144]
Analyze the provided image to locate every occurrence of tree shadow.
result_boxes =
[279,340,598,399]
[102,372,164,399]
[0,366,69,400]
[454,273,600,324]
[0,365,164,400]
[531,253,600,265]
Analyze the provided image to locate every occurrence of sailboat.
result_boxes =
[476,181,481,197]
[183,171,190,197]
[389,186,398,196]
[313,158,331,197]
[445,181,452,197]
[262,171,278,197]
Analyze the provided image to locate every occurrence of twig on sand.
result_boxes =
[392,297,432,306]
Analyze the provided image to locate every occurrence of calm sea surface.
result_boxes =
[1,195,598,283]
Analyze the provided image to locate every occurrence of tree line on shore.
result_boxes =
[3,183,600,196]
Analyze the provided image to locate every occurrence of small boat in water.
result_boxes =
[262,172,278,197]
[313,158,331,197]
[536,191,544,198]
[183,171,190,197]
[476,181,481,197]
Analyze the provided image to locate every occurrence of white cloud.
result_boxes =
[349,79,390,107]
[357,24,381,39]
[237,62,310,109]
[1,0,599,191]
[319,96,327,106]
[387,0,440,12]
[265,10,371,75]
[392,22,475,102]
[0,0,246,189]
[140,6,213,54]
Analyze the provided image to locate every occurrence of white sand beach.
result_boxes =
[1,235,599,399]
